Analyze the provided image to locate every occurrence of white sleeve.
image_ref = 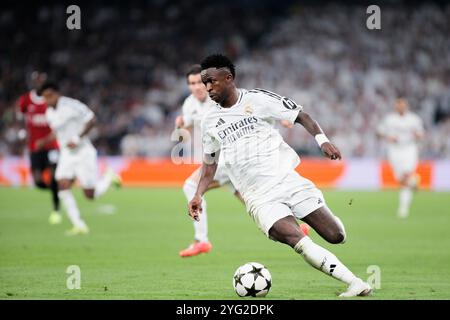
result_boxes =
[377,116,388,134]
[74,100,95,124]
[253,89,302,124]
[414,115,424,134]
[201,117,220,155]
[182,99,194,128]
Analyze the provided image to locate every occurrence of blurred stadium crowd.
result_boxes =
[1,0,449,158]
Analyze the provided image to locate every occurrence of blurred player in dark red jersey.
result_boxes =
[16,72,62,224]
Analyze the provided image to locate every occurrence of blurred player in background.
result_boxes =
[175,65,243,257]
[377,98,424,218]
[16,71,62,225]
[189,54,371,297]
[35,82,121,235]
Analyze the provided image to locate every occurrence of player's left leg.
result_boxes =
[265,171,368,296]
[301,206,346,244]
[397,171,419,218]
[180,167,216,257]
[83,170,121,200]
[79,148,121,200]
[268,214,371,297]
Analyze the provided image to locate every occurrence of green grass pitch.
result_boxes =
[1,187,450,299]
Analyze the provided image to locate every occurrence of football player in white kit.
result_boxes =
[176,65,310,257]
[189,54,372,297]
[36,82,121,235]
[377,98,424,218]
[175,65,243,257]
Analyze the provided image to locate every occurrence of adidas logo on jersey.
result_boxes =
[215,118,226,127]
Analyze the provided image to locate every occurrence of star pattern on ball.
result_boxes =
[233,263,272,298]
[265,278,272,290]
[244,283,260,297]
[234,273,243,286]
[251,265,263,273]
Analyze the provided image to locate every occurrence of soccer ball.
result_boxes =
[233,262,272,297]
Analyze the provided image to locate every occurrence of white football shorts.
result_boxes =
[388,147,418,181]
[55,144,98,189]
[247,170,325,238]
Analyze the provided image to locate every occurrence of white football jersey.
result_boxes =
[46,96,95,149]
[181,94,217,162]
[182,94,216,130]
[378,111,424,151]
[201,88,303,201]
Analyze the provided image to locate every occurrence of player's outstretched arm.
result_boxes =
[79,116,96,139]
[295,111,342,160]
[188,153,218,221]
[174,115,185,129]
[35,132,57,151]
[67,116,97,149]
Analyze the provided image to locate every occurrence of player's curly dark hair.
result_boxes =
[37,81,59,96]
[201,54,235,78]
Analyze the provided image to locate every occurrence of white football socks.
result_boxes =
[94,171,114,199]
[183,179,208,243]
[398,187,412,218]
[58,190,87,229]
[294,236,357,285]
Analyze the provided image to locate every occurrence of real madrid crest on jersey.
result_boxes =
[244,105,253,115]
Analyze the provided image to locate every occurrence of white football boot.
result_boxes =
[339,278,372,297]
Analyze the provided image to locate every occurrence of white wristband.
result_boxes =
[315,134,330,147]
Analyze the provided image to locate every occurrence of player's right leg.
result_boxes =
[397,171,419,218]
[55,153,89,235]
[180,166,214,257]
[390,151,418,218]
[48,164,61,221]
[267,213,371,297]
[46,150,62,225]
[30,151,62,224]
[30,151,48,189]
[57,179,89,235]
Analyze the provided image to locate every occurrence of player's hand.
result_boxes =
[321,142,342,160]
[67,142,78,149]
[280,120,293,129]
[387,136,398,143]
[188,195,203,221]
[413,131,423,141]
[175,116,184,129]
[35,139,46,151]
[67,136,80,149]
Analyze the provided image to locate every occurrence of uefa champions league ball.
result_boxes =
[233,262,272,297]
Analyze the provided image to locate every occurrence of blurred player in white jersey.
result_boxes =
[189,54,371,297]
[377,98,424,218]
[175,65,242,257]
[35,82,121,235]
